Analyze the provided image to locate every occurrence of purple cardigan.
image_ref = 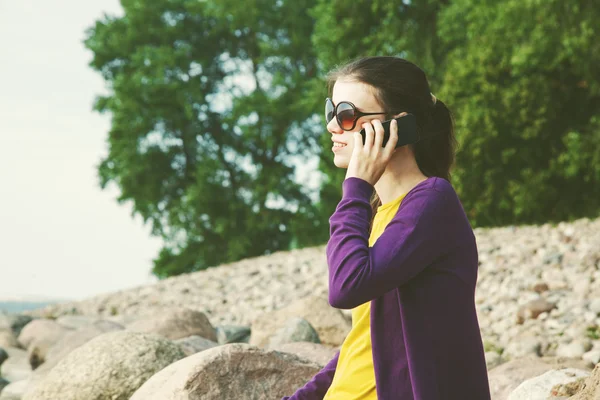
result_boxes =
[283,177,491,400]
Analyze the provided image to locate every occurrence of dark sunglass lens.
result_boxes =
[337,103,356,130]
[325,100,334,123]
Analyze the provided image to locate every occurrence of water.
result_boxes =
[0,301,54,314]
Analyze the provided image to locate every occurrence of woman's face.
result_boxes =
[328,79,387,168]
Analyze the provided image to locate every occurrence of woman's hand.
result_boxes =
[345,118,400,186]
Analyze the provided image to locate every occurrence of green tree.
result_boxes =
[438,0,600,225]
[84,0,322,278]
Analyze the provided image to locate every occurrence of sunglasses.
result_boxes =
[325,97,389,131]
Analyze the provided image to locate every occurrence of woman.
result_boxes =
[283,56,490,399]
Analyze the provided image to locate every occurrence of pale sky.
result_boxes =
[0,1,165,300]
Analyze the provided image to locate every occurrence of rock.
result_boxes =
[0,377,8,395]
[268,317,320,347]
[583,350,600,365]
[54,315,102,330]
[251,296,351,348]
[532,283,550,294]
[130,343,321,400]
[0,332,18,349]
[0,314,33,338]
[556,340,593,359]
[507,368,589,399]
[516,299,557,324]
[269,342,339,367]
[33,320,124,375]
[0,379,29,400]
[485,351,504,370]
[173,335,218,357]
[17,319,71,350]
[488,356,592,400]
[215,325,251,344]
[127,307,217,341]
[0,348,7,368]
[503,336,541,359]
[570,363,600,399]
[1,347,31,382]
[589,299,600,315]
[23,331,185,400]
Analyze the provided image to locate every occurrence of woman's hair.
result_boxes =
[326,56,458,231]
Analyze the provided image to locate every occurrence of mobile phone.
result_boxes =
[359,114,417,148]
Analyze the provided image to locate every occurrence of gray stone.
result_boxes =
[23,331,185,400]
[215,325,251,344]
[130,343,321,400]
[268,317,320,347]
[173,335,218,356]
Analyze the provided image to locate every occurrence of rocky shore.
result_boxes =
[1,217,599,399]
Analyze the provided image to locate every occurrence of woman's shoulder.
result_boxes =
[407,176,457,199]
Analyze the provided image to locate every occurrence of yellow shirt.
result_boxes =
[324,192,407,399]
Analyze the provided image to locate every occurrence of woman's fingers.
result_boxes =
[383,119,399,157]
[362,122,374,152]
[372,119,384,150]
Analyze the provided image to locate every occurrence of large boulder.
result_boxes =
[570,363,600,399]
[33,320,123,375]
[126,307,217,341]
[0,332,18,349]
[488,356,592,400]
[17,319,71,350]
[0,379,29,400]
[130,343,321,400]
[507,368,589,399]
[1,347,31,383]
[54,315,105,330]
[251,296,351,348]
[22,331,185,400]
[269,342,339,367]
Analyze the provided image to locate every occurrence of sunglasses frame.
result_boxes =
[325,97,389,131]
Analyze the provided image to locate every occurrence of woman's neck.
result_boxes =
[374,148,428,205]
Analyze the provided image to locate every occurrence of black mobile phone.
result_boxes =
[359,114,417,148]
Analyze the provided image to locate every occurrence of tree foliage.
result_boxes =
[85,0,323,278]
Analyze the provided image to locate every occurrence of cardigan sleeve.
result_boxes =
[326,177,455,309]
[281,351,339,400]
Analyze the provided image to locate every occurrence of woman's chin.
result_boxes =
[333,155,349,169]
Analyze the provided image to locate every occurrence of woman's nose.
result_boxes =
[327,118,343,134]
